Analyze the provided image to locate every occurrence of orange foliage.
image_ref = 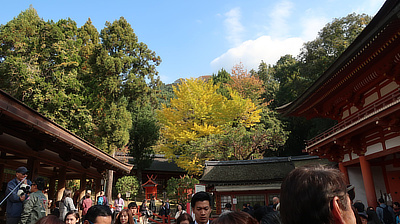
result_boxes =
[228,62,266,105]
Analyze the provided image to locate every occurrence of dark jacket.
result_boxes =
[19,190,48,224]
[159,205,166,216]
[6,178,32,218]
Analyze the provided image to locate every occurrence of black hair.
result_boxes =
[34,177,45,191]
[280,165,349,224]
[128,202,138,208]
[191,191,212,208]
[353,201,365,213]
[84,205,112,223]
[260,212,282,224]
[253,206,274,222]
[64,211,80,222]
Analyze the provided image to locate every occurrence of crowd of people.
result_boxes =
[4,165,400,224]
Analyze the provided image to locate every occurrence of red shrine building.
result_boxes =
[278,0,400,208]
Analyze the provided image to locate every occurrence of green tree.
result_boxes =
[115,176,140,198]
[128,104,160,186]
[298,13,371,86]
[211,68,231,98]
[251,61,279,106]
[271,13,370,155]
[0,8,161,156]
[166,175,199,204]
[0,7,93,138]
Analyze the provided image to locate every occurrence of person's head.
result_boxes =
[15,166,28,181]
[100,191,104,196]
[142,199,147,204]
[273,197,280,205]
[225,203,232,211]
[128,202,138,215]
[115,209,134,224]
[280,165,355,224]
[353,201,365,213]
[393,202,400,210]
[378,198,385,204]
[84,205,112,224]
[176,213,193,224]
[243,204,247,209]
[213,211,258,224]
[177,204,184,211]
[191,191,212,224]
[65,211,80,224]
[358,212,368,224]
[86,190,92,198]
[117,193,121,199]
[366,207,378,222]
[253,206,274,222]
[347,185,355,203]
[63,189,72,201]
[31,177,45,192]
[36,215,64,224]
[260,211,282,224]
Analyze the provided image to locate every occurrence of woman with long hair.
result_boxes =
[115,209,137,224]
[59,189,77,220]
[64,211,80,224]
[139,199,149,224]
[176,213,193,224]
[212,211,259,224]
[175,204,186,219]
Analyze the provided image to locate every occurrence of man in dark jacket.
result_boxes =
[20,177,48,224]
[6,167,31,224]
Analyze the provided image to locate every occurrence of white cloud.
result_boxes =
[300,10,328,41]
[223,7,244,46]
[268,0,294,38]
[210,35,303,72]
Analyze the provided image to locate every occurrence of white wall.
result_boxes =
[348,165,386,208]
[348,167,367,206]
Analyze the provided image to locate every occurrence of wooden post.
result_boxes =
[338,162,349,184]
[106,170,113,204]
[359,156,377,207]
[0,163,4,186]
[79,173,87,200]
[57,166,66,201]
[48,177,56,200]
[27,157,40,180]
[95,178,102,205]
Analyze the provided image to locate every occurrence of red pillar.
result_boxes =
[339,162,349,184]
[359,156,377,207]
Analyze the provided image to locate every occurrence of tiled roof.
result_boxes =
[200,156,335,184]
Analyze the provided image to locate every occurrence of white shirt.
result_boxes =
[194,221,210,224]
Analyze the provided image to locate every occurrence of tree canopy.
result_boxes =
[157,78,262,175]
[0,7,161,155]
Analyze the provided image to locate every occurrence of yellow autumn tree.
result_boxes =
[157,78,261,175]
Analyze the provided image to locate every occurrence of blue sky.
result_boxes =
[1,0,385,84]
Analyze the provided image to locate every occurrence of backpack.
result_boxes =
[381,205,394,224]
[98,196,104,205]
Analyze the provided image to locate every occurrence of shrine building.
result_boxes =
[277,0,400,207]
[0,89,132,204]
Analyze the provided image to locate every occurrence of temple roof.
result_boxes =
[0,89,132,178]
[277,0,400,119]
[200,156,334,185]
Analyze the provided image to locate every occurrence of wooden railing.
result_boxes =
[305,90,400,148]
